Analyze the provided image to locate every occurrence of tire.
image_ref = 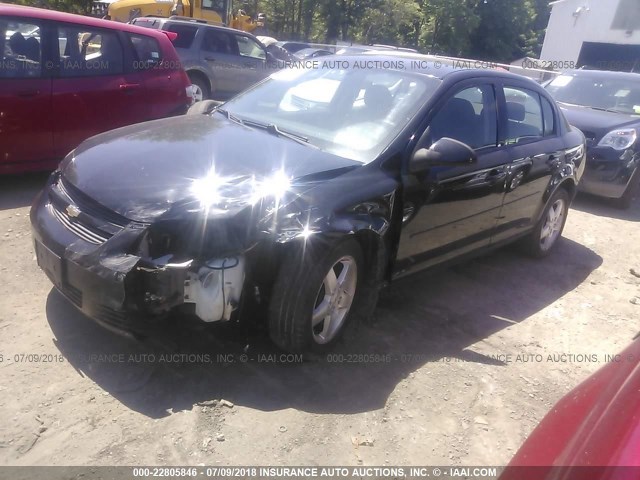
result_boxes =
[521,188,570,258]
[269,238,363,354]
[612,168,639,210]
[187,73,210,102]
[187,99,221,116]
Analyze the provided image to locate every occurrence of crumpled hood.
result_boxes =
[560,103,640,142]
[61,114,361,222]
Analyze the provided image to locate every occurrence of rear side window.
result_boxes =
[128,34,162,69]
[234,34,266,60]
[166,24,197,49]
[503,87,543,144]
[0,19,42,78]
[131,18,161,29]
[202,29,236,54]
[57,25,124,77]
[541,96,556,136]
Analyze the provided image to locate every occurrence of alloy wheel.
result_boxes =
[540,198,566,251]
[311,256,357,344]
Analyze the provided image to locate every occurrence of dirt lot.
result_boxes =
[0,173,638,467]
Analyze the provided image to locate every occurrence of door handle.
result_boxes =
[486,168,507,184]
[119,83,141,91]
[204,57,216,62]
[15,90,40,97]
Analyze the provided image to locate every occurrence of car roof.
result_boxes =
[0,3,170,39]
[139,16,259,38]
[558,69,640,81]
[350,52,540,84]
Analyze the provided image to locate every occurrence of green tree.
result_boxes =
[467,0,536,62]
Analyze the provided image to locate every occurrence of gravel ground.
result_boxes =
[0,173,638,466]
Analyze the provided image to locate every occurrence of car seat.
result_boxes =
[24,37,40,61]
[363,84,393,119]
[8,32,27,57]
[430,97,481,148]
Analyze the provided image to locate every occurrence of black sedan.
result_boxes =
[31,57,585,353]
[545,69,640,208]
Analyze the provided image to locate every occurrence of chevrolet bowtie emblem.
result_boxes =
[66,205,81,218]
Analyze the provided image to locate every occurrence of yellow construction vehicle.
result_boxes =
[100,0,266,33]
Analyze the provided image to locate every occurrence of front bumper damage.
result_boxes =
[579,145,640,199]
[30,175,247,337]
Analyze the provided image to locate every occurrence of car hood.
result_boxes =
[61,114,362,223]
[559,103,640,143]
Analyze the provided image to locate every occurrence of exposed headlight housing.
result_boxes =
[598,128,637,150]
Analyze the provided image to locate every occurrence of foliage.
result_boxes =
[9,0,552,61]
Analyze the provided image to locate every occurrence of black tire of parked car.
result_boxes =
[268,237,363,354]
[520,187,570,258]
[187,100,222,115]
[187,73,210,102]
[613,168,639,210]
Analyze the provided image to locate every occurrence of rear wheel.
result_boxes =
[521,188,570,258]
[269,238,362,353]
[187,73,210,102]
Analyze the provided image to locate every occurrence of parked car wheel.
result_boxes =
[187,100,221,115]
[187,73,210,102]
[612,169,639,210]
[269,238,362,353]
[522,188,570,258]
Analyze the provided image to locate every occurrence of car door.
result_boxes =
[395,81,510,276]
[0,16,53,171]
[492,84,567,243]
[232,33,268,88]
[51,23,149,159]
[199,28,240,94]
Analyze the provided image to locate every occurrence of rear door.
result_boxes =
[492,84,566,243]
[126,32,187,119]
[199,28,239,94]
[0,16,53,170]
[396,81,510,275]
[51,22,149,158]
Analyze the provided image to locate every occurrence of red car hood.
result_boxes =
[502,335,640,479]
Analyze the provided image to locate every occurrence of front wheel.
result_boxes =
[269,238,363,353]
[521,188,570,258]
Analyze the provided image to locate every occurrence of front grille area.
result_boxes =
[50,204,109,245]
[58,178,129,228]
[48,176,133,245]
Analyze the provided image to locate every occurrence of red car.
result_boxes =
[502,334,640,480]
[0,4,192,174]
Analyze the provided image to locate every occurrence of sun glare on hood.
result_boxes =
[190,168,293,211]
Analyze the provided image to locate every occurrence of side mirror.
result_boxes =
[410,137,477,173]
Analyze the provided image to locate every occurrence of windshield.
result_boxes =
[545,73,640,115]
[221,66,441,163]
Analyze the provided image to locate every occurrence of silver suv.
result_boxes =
[132,16,277,101]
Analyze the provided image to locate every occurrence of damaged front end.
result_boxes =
[30,172,254,336]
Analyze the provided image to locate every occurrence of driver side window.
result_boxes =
[428,84,498,150]
[57,25,123,77]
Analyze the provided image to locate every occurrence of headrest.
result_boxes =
[506,101,526,121]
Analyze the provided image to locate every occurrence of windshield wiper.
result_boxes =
[242,119,317,148]
[215,108,244,126]
[588,106,629,115]
[557,102,629,115]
